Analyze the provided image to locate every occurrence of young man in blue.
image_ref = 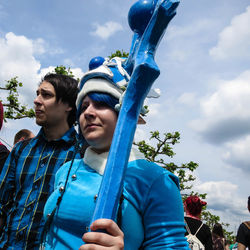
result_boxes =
[0,74,81,249]
[43,59,189,249]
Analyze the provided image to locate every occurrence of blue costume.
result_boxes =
[44,147,189,249]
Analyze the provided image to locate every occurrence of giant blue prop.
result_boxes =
[90,0,180,225]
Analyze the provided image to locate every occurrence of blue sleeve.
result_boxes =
[0,144,20,217]
[142,172,189,249]
[124,160,189,249]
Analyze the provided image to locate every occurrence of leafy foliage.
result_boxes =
[134,131,198,191]
[53,65,80,82]
[54,65,74,77]
[0,77,35,120]
[109,50,129,59]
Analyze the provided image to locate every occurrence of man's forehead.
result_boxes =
[38,81,55,92]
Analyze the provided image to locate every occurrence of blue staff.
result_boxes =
[91,0,180,224]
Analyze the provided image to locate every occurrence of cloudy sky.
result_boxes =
[0,0,249,233]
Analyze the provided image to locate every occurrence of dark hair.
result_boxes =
[184,195,207,216]
[14,129,33,144]
[212,223,224,238]
[41,73,78,127]
[0,101,3,130]
[248,196,250,207]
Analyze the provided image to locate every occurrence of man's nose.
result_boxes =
[34,95,41,106]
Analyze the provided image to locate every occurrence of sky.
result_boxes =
[0,0,250,234]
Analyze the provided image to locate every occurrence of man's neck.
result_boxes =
[43,124,70,141]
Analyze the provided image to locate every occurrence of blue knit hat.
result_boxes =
[75,56,158,127]
[76,57,131,120]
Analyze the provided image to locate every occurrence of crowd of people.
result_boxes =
[183,195,250,250]
[0,59,249,249]
[0,60,191,249]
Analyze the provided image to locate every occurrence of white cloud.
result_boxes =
[223,136,250,174]
[90,21,123,40]
[32,38,46,55]
[197,181,238,207]
[193,181,248,231]
[0,32,42,78]
[134,127,147,143]
[147,103,161,118]
[0,32,84,108]
[190,70,250,144]
[0,32,43,106]
[177,92,197,107]
[210,6,250,60]
[71,68,84,80]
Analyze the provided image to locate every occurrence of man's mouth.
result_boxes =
[35,109,43,115]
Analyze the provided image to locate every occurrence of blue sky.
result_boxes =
[1,0,250,233]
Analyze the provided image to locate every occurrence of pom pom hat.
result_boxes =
[76,57,146,124]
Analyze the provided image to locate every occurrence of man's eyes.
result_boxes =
[37,91,53,98]
[42,93,52,97]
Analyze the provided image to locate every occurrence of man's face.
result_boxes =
[34,81,71,128]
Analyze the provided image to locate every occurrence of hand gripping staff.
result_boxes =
[90,0,180,227]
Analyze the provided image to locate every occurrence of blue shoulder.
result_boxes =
[126,159,179,188]
[123,159,180,212]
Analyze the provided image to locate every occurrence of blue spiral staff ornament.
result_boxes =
[89,0,180,227]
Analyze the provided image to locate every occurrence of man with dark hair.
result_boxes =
[0,73,81,249]
[236,196,250,250]
[13,129,35,145]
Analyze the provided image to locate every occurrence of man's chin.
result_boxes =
[35,119,44,126]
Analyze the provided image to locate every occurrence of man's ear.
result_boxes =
[65,105,72,112]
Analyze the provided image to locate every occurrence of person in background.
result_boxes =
[236,196,250,250]
[184,195,213,250]
[212,223,227,250]
[229,240,238,250]
[0,74,81,249]
[42,59,189,249]
[0,101,10,173]
[13,129,35,145]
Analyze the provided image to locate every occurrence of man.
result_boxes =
[0,73,81,249]
[13,129,35,145]
[236,196,250,250]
